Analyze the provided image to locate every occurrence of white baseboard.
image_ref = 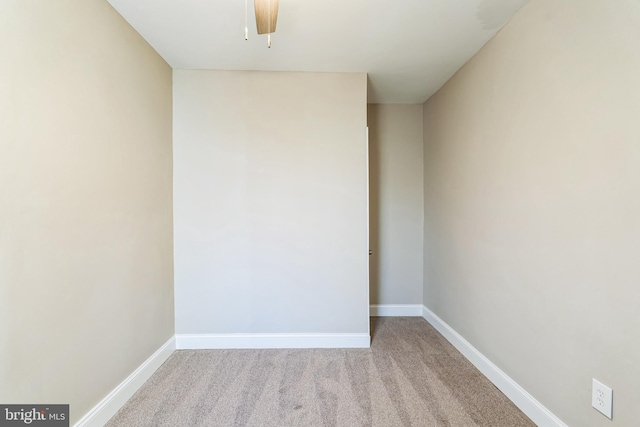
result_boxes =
[73,310,564,426]
[421,306,567,427]
[370,304,423,317]
[73,336,176,427]
[176,333,371,349]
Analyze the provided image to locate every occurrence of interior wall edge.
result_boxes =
[73,337,177,427]
[421,306,567,427]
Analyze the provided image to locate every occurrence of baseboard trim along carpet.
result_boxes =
[75,311,565,426]
[421,306,568,427]
[175,333,371,349]
[73,336,176,427]
[370,304,423,317]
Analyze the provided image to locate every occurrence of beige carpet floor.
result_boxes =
[106,317,534,426]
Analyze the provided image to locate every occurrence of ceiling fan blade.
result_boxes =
[255,0,278,35]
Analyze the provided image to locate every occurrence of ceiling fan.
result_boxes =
[245,0,279,48]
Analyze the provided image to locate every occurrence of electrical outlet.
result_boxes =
[592,378,613,419]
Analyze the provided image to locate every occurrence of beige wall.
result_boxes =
[173,70,369,337]
[368,104,423,305]
[423,0,640,425]
[0,1,174,424]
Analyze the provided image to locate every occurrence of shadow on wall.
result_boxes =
[368,108,381,305]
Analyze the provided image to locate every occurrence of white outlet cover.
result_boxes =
[592,378,613,419]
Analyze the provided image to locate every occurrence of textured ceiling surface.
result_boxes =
[107,0,529,103]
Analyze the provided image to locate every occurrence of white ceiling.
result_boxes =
[106,0,529,104]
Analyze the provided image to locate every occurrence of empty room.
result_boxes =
[1,0,638,426]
